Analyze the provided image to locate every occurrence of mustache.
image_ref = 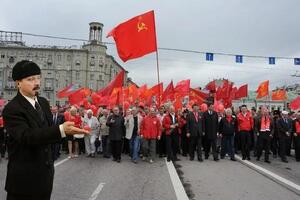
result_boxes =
[33,86,40,90]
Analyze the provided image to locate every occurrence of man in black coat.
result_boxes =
[106,106,125,163]
[202,103,219,161]
[276,110,293,163]
[51,105,65,161]
[186,104,204,161]
[2,60,89,200]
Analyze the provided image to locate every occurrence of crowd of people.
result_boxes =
[2,101,299,165]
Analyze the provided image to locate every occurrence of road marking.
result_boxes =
[54,158,69,167]
[165,158,189,200]
[89,182,105,200]
[236,155,300,192]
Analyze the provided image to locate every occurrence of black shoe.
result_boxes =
[190,157,194,161]
[205,156,209,159]
[87,154,92,157]
[282,159,288,163]
[220,156,225,159]
[159,155,163,158]
[214,158,219,161]
[198,158,203,162]
[167,158,171,162]
[242,157,246,160]
[265,160,271,164]
[230,158,236,161]
[116,159,121,163]
[296,159,300,162]
[247,157,251,161]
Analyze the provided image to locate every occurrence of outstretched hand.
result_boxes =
[63,121,90,135]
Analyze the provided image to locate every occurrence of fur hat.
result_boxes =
[12,60,41,81]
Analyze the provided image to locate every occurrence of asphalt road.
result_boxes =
[0,152,299,200]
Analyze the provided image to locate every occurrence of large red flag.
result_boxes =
[189,88,208,104]
[162,81,175,103]
[235,84,248,99]
[290,96,300,110]
[97,70,125,96]
[256,80,269,99]
[56,84,78,98]
[271,89,287,101]
[107,10,157,62]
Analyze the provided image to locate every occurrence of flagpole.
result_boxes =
[156,50,161,107]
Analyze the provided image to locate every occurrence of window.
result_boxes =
[1,54,5,59]
[90,74,94,80]
[57,55,62,61]
[99,75,103,80]
[45,78,53,89]
[76,72,80,80]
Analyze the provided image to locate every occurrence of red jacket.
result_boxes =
[163,114,180,135]
[140,115,161,139]
[237,111,253,131]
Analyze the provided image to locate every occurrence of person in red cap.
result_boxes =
[2,60,89,200]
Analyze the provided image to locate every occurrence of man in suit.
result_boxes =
[186,104,204,162]
[51,105,65,160]
[254,107,273,163]
[202,103,219,161]
[2,60,89,200]
[277,110,293,163]
[106,106,126,163]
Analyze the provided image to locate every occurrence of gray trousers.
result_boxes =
[142,139,156,160]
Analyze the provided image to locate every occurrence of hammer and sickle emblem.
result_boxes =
[137,17,148,32]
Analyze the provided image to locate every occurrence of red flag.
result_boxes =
[256,80,269,99]
[235,84,248,99]
[206,81,216,92]
[97,70,125,96]
[174,80,190,97]
[216,80,232,100]
[107,10,157,62]
[56,84,78,98]
[189,88,208,104]
[128,84,138,103]
[290,96,300,110]
[272,89,287,101]
[68,88,91,105]
[162,81,175,103]
[91,92,102,106]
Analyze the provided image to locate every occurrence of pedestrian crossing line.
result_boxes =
[54,158,70,167]
[89,182,105,200]
[236,155,300,193]
[165,158,189,200]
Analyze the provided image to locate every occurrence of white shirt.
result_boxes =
[22,94,66,138]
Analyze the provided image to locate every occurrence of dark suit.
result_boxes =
[202,110,219,159]
[106,114,125,160]
[51,113,65,160]
[277,117,293,161]
[2,92,62,200]
[186,111,203,160]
